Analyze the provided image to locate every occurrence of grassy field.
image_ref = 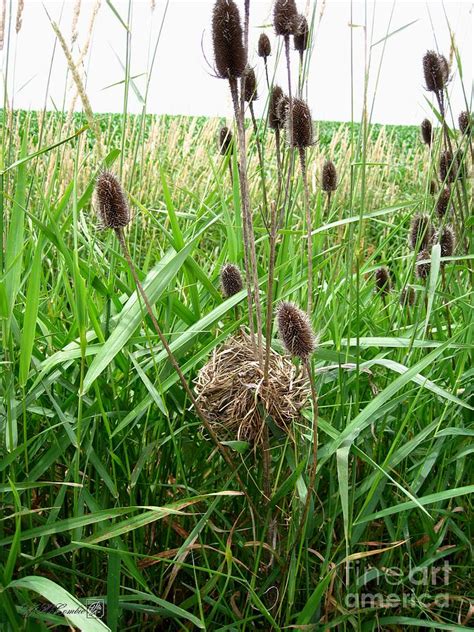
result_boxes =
[1,3,473,631]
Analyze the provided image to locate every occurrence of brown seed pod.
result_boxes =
[409,213,435,251]
[423,50,446,92]
[293,14,309,53]
[269,85,284,130]
[421,119,433,146]
[416,249,431,280]
[243,65,257,103]
[277,301,316,360]
[274,0,298,37]
[436,187,451,218]
[458,110,471,136]
[288,98,313,148]
[439,149,463,183]
[258,32,271,58]
[276,93,290,123]
[375,267,391,296]
[219,126,233,155]
[322,160,337,192]
[95,171,131,230]
[429,180,437,196]
[220,263,243,297]
[212,0,246,80]
[437,225,455,259]
[400,286,415,307]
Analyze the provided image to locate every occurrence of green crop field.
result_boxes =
[0,1,473,631]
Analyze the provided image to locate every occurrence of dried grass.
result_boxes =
[194,331,309,446]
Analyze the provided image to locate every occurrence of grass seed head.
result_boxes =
[258,32,271,58]
[423,50,446,92]
[458,110,471,135]
[219,125,233,155]
[293,14,309,52]
[95,171,131,230]
[274,0,298,36]
[243,65,257,103]
[288,98,313,148]
[409,213,434,251]
[220,263,243,297]
[375,266,391,296]
[416,249,431,280]
[269,85,284,130]
[421,119,433,146]
[212,0,246,80]
[400,286,415,307]
[436,187,451,218]
[277,301,316,360]
[322,160,337,192]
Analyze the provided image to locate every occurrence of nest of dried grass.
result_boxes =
[194,332,309,445]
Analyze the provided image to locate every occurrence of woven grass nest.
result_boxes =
[194,331,310,445]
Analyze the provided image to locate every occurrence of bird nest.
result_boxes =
[194,332,309,446]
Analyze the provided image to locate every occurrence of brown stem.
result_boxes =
[275,127,282,203]
[264,201,277,382]
[249,102,269,223]
[299,147,313,315]
[114,228,255,511]
[229,76,264,368]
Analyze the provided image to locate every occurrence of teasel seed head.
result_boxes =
[436,186,451,218]
[293,14,309,53]
[416,249,431,280]
[458,110,471,136]
[439,149,461,183]
[374,266,391,296]
[409,213,434,251]
[219,126,233,155]
[429,180,437,196]
[276,301,316,360]
[220,263,243,297]
[437,225,455,259]
[400,286,415,307]
[322,160,337,192]
[276,93,290,123]
[288,98,313,148]
[274,0,298,37]
[212,0,246,80]
[421,119,433,146]
[258,32,271,58]
[423,50,446,93]
[95,171,131,230]
[269,85,284,130]
[243,65,257,103]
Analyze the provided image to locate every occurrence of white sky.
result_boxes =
[1,0,472,125]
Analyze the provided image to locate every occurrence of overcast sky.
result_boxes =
[1,1,472,125]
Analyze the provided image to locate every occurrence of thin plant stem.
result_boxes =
[249,102,269,220]
[299,146,313,315]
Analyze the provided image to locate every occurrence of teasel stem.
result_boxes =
[229,76,264,367]
[298,147,313,315]
[249,102,269,223]
[275,127,283,201]
[264,201,278,382]
[114,227,255,511]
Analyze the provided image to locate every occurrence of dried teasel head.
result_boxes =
[429,180,437,196]
[220,263,243,297]
[269,85,284,130]
[219,126,234,155]
[421,119,433,146]
[416,249,431,280]
[258,32,271,58]
[276,93,290,123]
[95,171,131,230]
[436,187,451,218]
[243,65,257,103]
[374,266,391,297]
[322,160,337,192]
[293,14,309,53]
[288,98,313,148]
[423,50,446,93]
[439,149,463,183]
[409,213,434,251]
[436,225,455,259]
[458,110,471,136]
[274,0,298,37]
[400,286,415,307]
[276,301,316,360]
[212,0,246,80]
